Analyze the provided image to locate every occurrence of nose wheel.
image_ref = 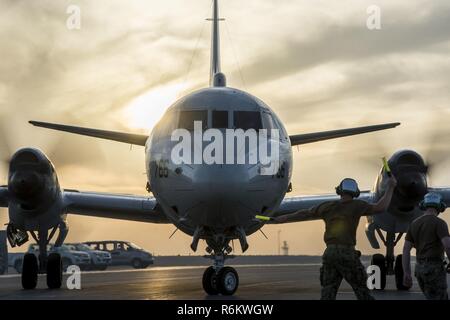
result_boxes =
[199,230,246,296]
[202,266,219,295]
[217,267,239,295]
[202,266,239,296]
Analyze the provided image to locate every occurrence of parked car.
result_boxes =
[65,243,111,270]
[8,244,91,273]
[84,241,154,269]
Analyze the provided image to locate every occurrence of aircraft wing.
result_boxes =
[62,190,170,223]
[268,192,375,223]
[29,121,148,146]
[289,123,400,146]
[428,187,450,208]
[29,121,399,148]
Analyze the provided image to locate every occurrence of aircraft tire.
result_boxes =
[217,266,239,296]
[22,253,38,290]
[47,253,62,289]
[202,266,219,295]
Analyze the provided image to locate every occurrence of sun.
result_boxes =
[122,82,188,132]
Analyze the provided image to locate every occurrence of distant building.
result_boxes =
[281,241,289,256]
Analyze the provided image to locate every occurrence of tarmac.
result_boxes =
[0,256,444,300]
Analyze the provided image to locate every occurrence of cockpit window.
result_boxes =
[262,112,276,130]
[178,110,208,131]
[212,111,228,128]
[233,111,262,130]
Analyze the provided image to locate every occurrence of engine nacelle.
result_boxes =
[370,149,428,234]
[374,150,428,214]
[7,148,64,231]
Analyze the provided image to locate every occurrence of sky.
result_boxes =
[0,0,449,256]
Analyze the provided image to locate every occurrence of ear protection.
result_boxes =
[419,192,446,213]
[336,178,360,198]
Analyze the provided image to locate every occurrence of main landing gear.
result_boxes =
[10,222,68,290]
[370,231,411,291]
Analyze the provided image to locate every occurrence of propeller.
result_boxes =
[329,109,450,184]
[421,108,450,181]
[0,114,106,183]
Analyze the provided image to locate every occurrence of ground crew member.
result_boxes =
[402,192,450,300]
[274,176,397,300]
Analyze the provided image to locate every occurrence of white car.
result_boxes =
[9,244,91,273]
[65,243,111,270]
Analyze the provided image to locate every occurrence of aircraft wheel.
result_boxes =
[395,254,410,290]
[217,266,239,296]
[22,253,38,290]
[371,254,387,290]
[47,253,62,289]
[202,266,218,295]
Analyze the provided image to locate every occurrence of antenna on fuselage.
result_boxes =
[207,0,226,87]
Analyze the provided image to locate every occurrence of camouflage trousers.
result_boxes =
[320,246,374,300]
[415,261,448,300]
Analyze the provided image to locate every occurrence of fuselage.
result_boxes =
[145,87,292,238]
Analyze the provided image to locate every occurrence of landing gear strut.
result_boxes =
[371,230,410,291]
[20,222,68,290]
[195,228,245,296]
[202,252,239,296]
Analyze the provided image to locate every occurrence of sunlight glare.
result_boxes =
[122,82,188,132]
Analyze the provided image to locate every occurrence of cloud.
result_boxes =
[234,2,450,86]
[1,0,450,255]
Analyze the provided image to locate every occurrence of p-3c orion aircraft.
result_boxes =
[1,0,449,295]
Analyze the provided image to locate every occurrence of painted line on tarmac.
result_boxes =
[0,263,322,279]
[85,263,323,275]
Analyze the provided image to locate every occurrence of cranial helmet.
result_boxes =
[336,178,360,198]
[419,192,446,213]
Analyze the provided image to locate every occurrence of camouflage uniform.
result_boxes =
[406,214,449,300]
[301,199,374,300]
[415,260,448,300]
[320,245,374,300]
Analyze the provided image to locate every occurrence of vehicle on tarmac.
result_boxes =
[8,244,91,273]
[65,243,112,270]
[84,241,154,269]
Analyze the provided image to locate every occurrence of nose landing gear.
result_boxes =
[202,254,239,296]
[198,229,246,296]
[202,255,239,296]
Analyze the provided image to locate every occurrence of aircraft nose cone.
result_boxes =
[187,164,258,228]
[197,165,248,198]
[9,171,43,199]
